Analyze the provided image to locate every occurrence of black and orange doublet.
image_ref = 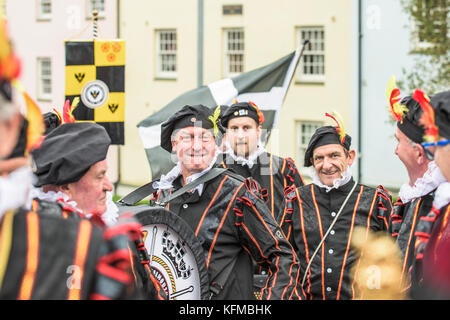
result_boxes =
[151,168,301,300]
[0,200,158,300]
[279,179,393,300]
[389,194,434,290]
[221,152,305,220]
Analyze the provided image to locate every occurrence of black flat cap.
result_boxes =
[431,90,450,140]
[397,96,426,144]
[304,126,352,167]
[221,102,262,128]
[31,122,111,187]
[160,104,225,152]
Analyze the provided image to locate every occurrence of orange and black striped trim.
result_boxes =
[18,211,40,300]
[67,219,92,300]
[206,183,244,268]
[336,185,364,300]
[195,175,229,236]
[310,185,326,300]
[0,210,15,291]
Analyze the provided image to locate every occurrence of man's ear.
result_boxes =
[416,144,428,165]
[347,149,356,166]
[256,124,263,140]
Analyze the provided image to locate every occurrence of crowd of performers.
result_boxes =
[1,17,449,300]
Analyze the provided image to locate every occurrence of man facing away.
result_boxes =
[278,112,393,300]
[386,86,446,292]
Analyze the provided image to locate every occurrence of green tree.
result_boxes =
[399,0,449,94]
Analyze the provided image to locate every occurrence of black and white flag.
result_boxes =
[138,45,306,180]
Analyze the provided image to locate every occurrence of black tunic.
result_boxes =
[0,202,153,300]
[389,194,434,290]
[279,179,393,300]
[221,152,305,220]
[151,167,301,300]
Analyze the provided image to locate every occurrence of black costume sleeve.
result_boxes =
[282,158,305,189]
[232,178,302,300]
[375,185,394,231]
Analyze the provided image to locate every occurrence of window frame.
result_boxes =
[37,57,52,101]
[155,29,178,80]
[296,120,324,173]
[86,0,106,19]
[296,26,325,83]
[36,0,52,21]
[223,28,245,78]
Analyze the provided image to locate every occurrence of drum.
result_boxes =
[120,205,210,300]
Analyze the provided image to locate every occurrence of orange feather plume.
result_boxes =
[11,81,45,152]
[248,101,265,124]
[385,75,408,122]
[325,111,346,144]
[413,89,439,143]
[59,97,79,124]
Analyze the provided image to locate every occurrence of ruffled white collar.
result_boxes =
[29,187,119,226]
[153,151,220,196]
[224,140,266,169]
[311,165,353,193]
[432,182,450,210]
[0,166,34,220]
[398,161,446,204]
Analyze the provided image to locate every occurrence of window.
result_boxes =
[224,28,244,77]
[87,0,105,18]
[37,58,52,100]
[156,29,177,79]
[223,5,243,15]
[37,0,52,21]
[411,0,448,50]
[297,121,323,172]
[297,27,325,83]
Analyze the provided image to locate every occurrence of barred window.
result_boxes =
[224,28,244,77]
[37,57,52,100]
[297,121,323,172]
[37,0,52,21]
[297,26,325,83]
[156,29,177,79]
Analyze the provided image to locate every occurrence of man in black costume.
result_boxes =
[220,101,305,221]
[148,104,301,300]
[385,86,446,292]
[279,113,393,300]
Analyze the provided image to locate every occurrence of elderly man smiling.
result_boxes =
[279,113,394,300]
[30,122,118,226]
[147,104,301,300]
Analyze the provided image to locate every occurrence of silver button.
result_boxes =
[327,268,332,273]
[328,249,334,254]
[182,204,188,209]
[326,287,332,292]
[331,211,336,217]
[330,230,335,235]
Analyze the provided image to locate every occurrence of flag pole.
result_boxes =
[280,40,310,106]
[92,10,99,39]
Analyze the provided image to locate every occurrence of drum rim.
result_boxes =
[134,207,210,300]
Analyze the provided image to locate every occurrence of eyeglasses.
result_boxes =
[421,140,450,160]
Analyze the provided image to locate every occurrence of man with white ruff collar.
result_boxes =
[410,89,450,299]
[385,78,446,291]
[148,104,301,300]
[279,112,393,300]
[220,101,305,221]
[30,122,119,226]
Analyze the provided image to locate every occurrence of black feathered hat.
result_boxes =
[304,112,352,167]
[397,96,426,144]
[160,104,225,153]
[431,90,450,140]
[31,122,111,187]
[221,101,264,128]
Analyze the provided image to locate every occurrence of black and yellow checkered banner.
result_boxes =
[65,39,125,145]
